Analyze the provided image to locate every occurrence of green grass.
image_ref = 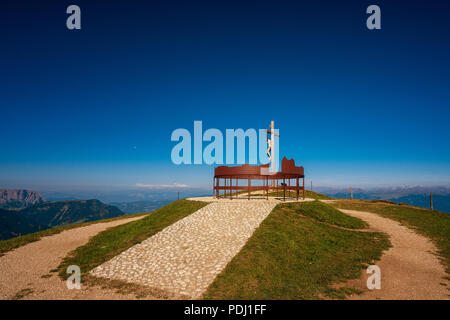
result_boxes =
[0,212,148,257]
[269,190,333,200]
[57,199,207,279]
[204,201,390,299]
[331,199,450,277]
[288,200,368,229]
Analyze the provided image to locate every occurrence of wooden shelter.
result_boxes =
[213,157,305,201]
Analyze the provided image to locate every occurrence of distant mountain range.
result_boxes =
[109,200,171,214]
[0,187,211,240]
[0,189,45,209]
[0,190,126,240]
[317,186,450,214]
[2,184,448,241]
[40,188,209,214]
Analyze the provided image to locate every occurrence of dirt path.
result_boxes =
[0,216,145,300]
[340,209,449,300]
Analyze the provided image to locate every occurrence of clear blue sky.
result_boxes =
[2,0,450,190]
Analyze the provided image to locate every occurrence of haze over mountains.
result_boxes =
[317,185,450,213]
[3,185,450,214]
[40,188,209,203]
[40,188,210,213]
[1,184,449,241]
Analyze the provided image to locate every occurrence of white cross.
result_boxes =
[266,120,279,173]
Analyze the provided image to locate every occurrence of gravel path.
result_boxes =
[91,201,277,299]
[340,209,449,300]
[0,216,144,300]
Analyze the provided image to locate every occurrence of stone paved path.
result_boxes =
[91,201,277,298]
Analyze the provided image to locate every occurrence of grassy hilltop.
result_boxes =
[204,200,389,299]
[1,192,448,299]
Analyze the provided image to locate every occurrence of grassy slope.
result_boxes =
[331,199,450,277]
[0,212,147,257]
[286,200,368,229]
[58,199,207,279]
[204,201,390,299]
[269,190,332,200]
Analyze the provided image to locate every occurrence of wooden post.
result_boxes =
[230,177,232,200]
[264,176,266,199]
[216,178,218,198]
[178,191,180,201]
[288,178,290,198]
[266,176,269,200]
[350,186,353,200]
[303,177,305,200]
[225,178,228,198]
[283,178,286,201]
[296,177,299,200]
[430,193,433,210]
[216,177,219,198]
